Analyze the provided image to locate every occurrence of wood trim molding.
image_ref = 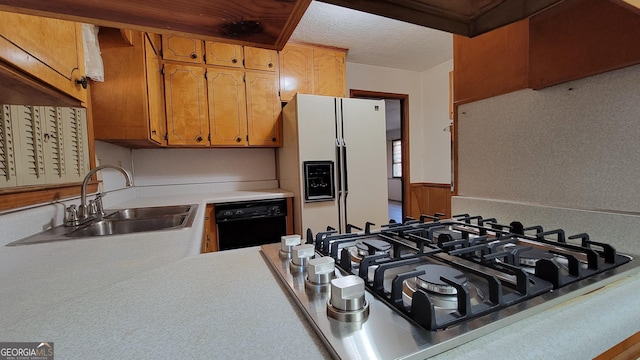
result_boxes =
[349,89,410,221]
[594,330,640,360]
[0,182,98,213]
[283,40,349,53]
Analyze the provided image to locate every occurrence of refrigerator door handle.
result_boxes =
[342,143,349,196]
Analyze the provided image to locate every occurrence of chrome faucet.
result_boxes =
[65,164,133,226]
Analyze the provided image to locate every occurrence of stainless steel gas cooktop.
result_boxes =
[261,215,640,359]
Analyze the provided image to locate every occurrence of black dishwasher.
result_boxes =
[215,198,288,251]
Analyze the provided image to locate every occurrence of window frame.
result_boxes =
[391,139,402,178]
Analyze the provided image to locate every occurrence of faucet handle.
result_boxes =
[88,200,98,216]
[65,205,79,226]
[94,193,105,217]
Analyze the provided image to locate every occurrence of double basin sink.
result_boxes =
[7,204,198,246]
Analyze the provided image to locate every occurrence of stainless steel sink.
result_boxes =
[6,204,198,246]
[67,216,188,237]
[105,205,193,220]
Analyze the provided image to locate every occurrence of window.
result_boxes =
[392,139,402,178]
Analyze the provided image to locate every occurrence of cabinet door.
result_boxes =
[0,11,86,104]
[0,105,18,188]
[245,70,281,146]
[162,35,203,63]
[278,44,314,102]
[61,108,89,183]
[314,48,346,98]
[145,36,167,145]
[42,107,66,184]
[244,47,278,72]
[164,63,209,146]
[13,106,47,186]
[205,42,243,68]
[207,68,248,146]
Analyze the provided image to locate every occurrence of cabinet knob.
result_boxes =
[76,76,88,89]
[190,53,198,59]
[196,135,203,142]
[235,136,242,142]
[152,130,157,135]
[271,137,277,142]
[268,63,273,68]
[232,58,238,64]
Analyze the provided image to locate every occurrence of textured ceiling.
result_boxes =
[290,1,453,72]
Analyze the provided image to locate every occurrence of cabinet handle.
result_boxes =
[152,130,157,135]
[235,136,242,142]
[190,53,198,59]
[76,76,88,89]
[196,135,203,142]
[232,58,238,64]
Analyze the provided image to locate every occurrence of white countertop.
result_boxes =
[1,187,639,359]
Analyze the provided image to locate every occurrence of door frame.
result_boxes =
[349,89,410,221]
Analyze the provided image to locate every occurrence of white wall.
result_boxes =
[347,60,453,185]
[347,63,424,183]
[94,142,278,192]
[420,59,453,184]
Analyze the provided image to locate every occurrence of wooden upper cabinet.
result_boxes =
[313,47,346,98]
[91,30,166,147]
[453,19,530,105]
[453,0,640,105]
[245,70,281,146]
[0,11,86,106]
[528,0,640,89]
[279,44,314,101]
[145,35,167,145]
[205,42,277,72]
[164,63,209,146]
[162,35,204,63]
[278,43,347,101]
[207,68,248,146]
[244,47,277,72]
[205,42,243,68]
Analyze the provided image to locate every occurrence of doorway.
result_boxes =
[350,90,410,223]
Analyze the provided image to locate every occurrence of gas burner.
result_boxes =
[416,265,468,295]
[402,265,484,310]
[517,248,555,267]
[350,239,391,262]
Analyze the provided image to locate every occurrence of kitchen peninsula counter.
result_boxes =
[1,187,639,359]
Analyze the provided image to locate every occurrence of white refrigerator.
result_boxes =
[278,94,389,236]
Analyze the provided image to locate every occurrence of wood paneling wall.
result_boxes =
[408,183,451,220]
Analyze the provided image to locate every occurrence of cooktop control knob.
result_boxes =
[280,234,301,258]
[305,256,335,292]
[290,244,315,271]
[327,275,369,322]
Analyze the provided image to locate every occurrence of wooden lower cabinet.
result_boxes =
[201,204,218,253]
[409,183,452,220]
